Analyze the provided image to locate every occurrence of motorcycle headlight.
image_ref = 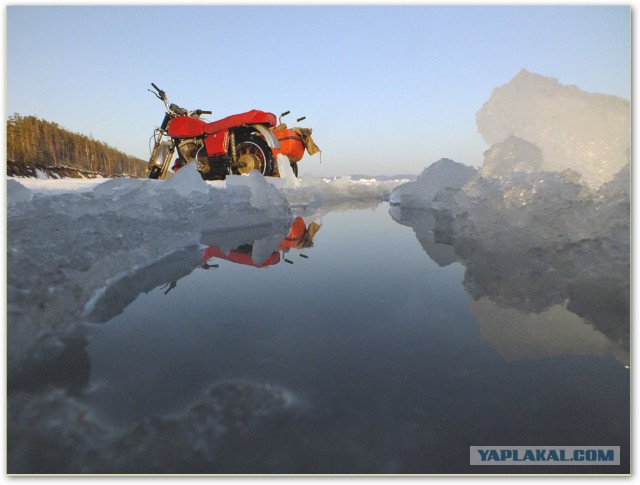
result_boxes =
[152,142,170,166]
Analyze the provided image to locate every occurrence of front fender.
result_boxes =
[252,124,280,150]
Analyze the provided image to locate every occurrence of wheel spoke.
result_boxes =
[236,141,265,174]
[231,134,273,177]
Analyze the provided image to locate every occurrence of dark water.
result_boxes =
[15,203,630,474]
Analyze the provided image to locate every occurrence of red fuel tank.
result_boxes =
[167,116,205,138]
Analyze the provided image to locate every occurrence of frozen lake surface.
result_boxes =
[8,69,630,474]
[11,202,628,474]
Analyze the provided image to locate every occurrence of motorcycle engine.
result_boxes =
[177,138,209,172]
[177,138,202,162]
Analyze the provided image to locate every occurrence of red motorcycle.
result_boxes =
[146,83,319,180]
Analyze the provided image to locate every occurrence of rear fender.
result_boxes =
[205,124,281,157]
[252,124,280,149]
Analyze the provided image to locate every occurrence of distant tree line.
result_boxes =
[7,114,147,178]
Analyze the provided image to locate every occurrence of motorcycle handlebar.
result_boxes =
[150,83,211,117]
[150,82,167,101]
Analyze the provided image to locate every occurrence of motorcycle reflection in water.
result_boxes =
[83,216,321,323]
[201,216,321,270]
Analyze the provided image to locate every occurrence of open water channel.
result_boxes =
[13,202,630,474]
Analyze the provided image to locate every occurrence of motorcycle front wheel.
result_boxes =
[148,166,162,179]
[233,133,275,177]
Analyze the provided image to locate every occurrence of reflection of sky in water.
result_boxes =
[80,203,629,473]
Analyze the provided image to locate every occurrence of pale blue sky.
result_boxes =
[6,5,631,176]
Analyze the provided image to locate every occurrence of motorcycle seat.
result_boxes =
[204,110,276,134]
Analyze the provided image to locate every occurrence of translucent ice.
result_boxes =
[389,158,477,208]
[480,135,543,178]
[275,153,300,188]
[226,169,291,220]
[425,162,629,361]
[389,70,630,363]
[273,174,405,210]
[476,69,631,188]
[162,162,210,196]
[426,70,630,258]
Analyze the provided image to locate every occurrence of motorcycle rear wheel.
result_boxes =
[233,133,275,176]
